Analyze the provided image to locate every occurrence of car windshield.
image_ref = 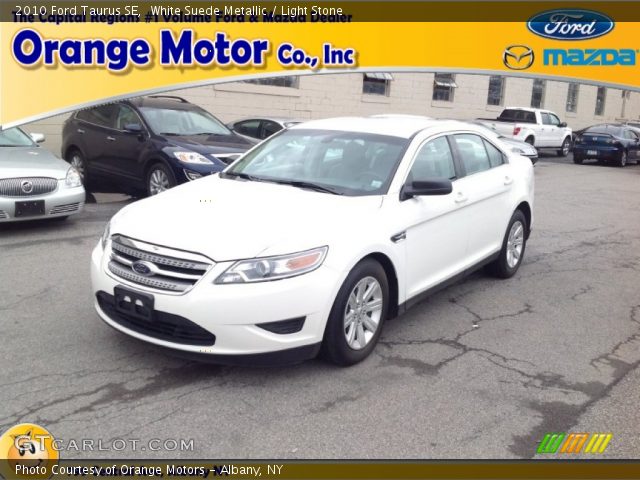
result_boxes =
[0,128,35,147]
[139,106,232,136]
[225,129,408,196]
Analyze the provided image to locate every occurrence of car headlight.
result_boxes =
[512,147,526,155]
[101,221,111,249]
[173,151,212,164]
[65,167,83,187]
[215,246,328,284]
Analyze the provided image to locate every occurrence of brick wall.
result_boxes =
[23,72,640,156]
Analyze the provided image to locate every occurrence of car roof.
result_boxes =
[288,116,472,139]
[127,96,199,110]
[232,117,303,124]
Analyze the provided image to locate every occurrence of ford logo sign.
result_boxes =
[132,260,156,277]
[527,9,614,41]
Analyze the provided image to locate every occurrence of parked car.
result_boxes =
[573,124,640,167]
[478,107,572,157]
[0,127,84,222]
[227,117,303,141]
[62,96,253,196]
[92,117,534,366]
[468,121,538,164]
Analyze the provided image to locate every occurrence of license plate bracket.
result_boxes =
[15,200,45,217]
[114,286,155,322]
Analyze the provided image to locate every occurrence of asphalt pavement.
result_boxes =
[1,154,639,459]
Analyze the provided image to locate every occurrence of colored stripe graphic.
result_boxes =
[537,433,565,454]
[560,433,589,453]
[584,433,613,454]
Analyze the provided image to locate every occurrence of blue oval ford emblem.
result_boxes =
[527,9,614,41]
[132,260,154,276]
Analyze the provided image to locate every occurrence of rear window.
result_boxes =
[499,109,536,123]
[586,126,622,136]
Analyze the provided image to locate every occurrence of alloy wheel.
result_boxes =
[506,220,524,269]
[149,169,170,195]
[343,276,383,350]
[70,154,85,180]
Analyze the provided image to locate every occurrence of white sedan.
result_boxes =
[91,116,534,365]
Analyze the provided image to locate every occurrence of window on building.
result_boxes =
[595,86,606,116]
[433,73,457,102]
[621,90,631,118]
[487,76,505,106]
[243,76,299,88]
[530,79,546,108]
[566,83,579,113]
[362,73,393,96]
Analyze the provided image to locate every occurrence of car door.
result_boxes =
[75,104,119,179]
[103,104,148,186]
[624,128,640,161]
[450,133,515,264]
[546,112,564,147]
[399,135,470,299]
[539,112,552,147]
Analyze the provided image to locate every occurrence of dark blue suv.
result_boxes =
[61,96,255,196]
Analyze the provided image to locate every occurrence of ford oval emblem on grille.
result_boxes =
[132,260,156,277]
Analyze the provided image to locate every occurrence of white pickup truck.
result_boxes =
[478,107,573,157]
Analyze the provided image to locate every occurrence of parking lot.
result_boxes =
[1,152,639,459]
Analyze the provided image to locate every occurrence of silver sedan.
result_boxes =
[0,127,85,222]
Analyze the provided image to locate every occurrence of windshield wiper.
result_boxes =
[270,179,343,195]
[220,171,264,182]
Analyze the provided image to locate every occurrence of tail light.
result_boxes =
[513,127,521,136]
[575,135,583,144]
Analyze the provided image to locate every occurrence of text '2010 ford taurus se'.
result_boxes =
[91,117,534,366]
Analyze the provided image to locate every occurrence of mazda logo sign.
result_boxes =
[21,180,34,194]
[503,45,535,70]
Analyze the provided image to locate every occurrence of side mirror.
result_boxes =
[400,178,453,201]
[123,123,143,133]
[30,133,45,143]
[559,122,568,128]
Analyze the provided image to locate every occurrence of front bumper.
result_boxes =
[0,183,85,222]
[91,241,342,362]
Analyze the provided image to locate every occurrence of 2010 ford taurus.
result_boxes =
[91,116,534,366]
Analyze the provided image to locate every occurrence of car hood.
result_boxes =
[0,146,70,179]
[111,176,383,261]
[166,134,253,155]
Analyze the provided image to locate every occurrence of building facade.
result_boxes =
[25,72,640,155]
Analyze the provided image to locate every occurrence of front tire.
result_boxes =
[487,210,528,279]
[147,163,176,196]
[321,259,389,366]
[557,137,571,157]
[66,149,89,188]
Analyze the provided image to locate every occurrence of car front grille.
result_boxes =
[50,202,82,215]
[0,177,58,197]
[108,235,213,293]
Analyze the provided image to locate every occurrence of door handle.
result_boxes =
[77,129,85,134]
[504,176,514,186]
[454,192,468,204]
[106,136,116,142]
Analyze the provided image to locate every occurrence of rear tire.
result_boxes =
[321,259,389,366]
[617,150,628,168]
[147,163,176,196]
[487,210,528,279]
[573,156,583,164]
[525,136,535,146]
[557,137,571,157]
